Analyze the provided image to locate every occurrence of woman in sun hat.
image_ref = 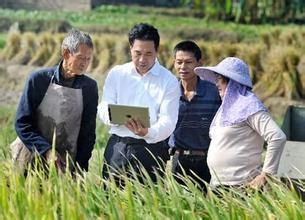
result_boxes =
[194,57,286,189]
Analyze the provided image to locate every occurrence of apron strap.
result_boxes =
[50,74,56,85]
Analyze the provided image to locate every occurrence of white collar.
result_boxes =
[132,59,160,76]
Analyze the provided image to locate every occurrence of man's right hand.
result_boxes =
[45,149,65,172]
[125,118,148,137]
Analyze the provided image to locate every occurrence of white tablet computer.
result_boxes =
[108,104,150,128]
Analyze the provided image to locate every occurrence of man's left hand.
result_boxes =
[125,118,148,137]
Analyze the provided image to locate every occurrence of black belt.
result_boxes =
[175,148,207,156]
[112,134,148,145]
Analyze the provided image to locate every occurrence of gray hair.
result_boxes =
[61,29,93,54]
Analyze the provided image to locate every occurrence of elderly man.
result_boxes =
[98,23,180,184]
[12,29,98,173]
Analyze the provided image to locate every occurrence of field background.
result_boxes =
[0,4,305,219]
[1,5,305,119]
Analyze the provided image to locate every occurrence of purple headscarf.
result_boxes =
[193,57,267,127]
[211,80,267,127]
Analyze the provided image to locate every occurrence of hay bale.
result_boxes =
[44,34,64,67]
[297,55,305,98]
[9,32,36,65]
[28,33,54,66]
[254,46,300,100]
[0,32,21,61]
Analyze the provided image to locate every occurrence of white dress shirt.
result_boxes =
[98,60,180,144]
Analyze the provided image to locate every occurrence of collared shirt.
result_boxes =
[170,78,221,150]
[15,61,98,171]
[98,60,180,144]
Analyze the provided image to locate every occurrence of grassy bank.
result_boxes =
[1,5,305,41]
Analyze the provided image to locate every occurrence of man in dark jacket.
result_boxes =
[12,29,98,173]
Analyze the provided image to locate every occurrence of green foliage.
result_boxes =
[0,16,71,33]
[95,121,109,149]
[0,6,297,40]
[0,34,6,49]
[183,0,305,23]
[0,104,304,219]
[0,3,304,36]
[0,106,16,160]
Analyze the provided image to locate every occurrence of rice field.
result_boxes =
[0,106,305,219]
[1,4,305,218]
[2,29,305,103]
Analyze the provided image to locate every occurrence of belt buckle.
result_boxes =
[183,150,191,155]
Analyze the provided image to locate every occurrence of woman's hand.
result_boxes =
[247,172,268,189]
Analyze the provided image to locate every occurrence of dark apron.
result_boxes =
[10,75,83,172]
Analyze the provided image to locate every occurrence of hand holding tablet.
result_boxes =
[108,104,150,128]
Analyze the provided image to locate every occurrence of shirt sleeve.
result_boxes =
[144,78,180,143]
[97,69,117,125]
[15,72,51,155]
[75,80,98,171]
[247,111,286,174]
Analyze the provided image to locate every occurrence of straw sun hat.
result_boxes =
[194,57,253,88]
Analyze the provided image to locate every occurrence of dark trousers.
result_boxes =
[102,134,170,186]
[171,153,210,192]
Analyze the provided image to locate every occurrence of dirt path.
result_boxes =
[0,63,36,106]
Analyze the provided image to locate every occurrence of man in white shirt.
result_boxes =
[98,23,180,185]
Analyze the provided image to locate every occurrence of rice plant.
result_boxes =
[254,46,301,100]
[92,35,117,75]
[44,34,65,67]
[28,32,55,66]
[1,105,305,219]
[0,32,21,61]
[9,32,36,65]
[2,30,305,119]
